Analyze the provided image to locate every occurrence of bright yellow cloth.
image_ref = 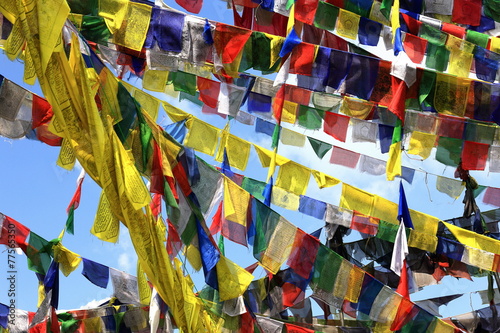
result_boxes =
[142,70,170,92]
[185,244,202,271]
[444,222,500,255]
[99,0,129,33]
[91,191,120,243]
[216,255,254,301]
[184,118,220,156]
[113,2,151,51]
[340,184,375,217]
[53,243,82,277]
[490,37,500,53]
[408,229,438,252]
[281,100,298,124]
[341,96,375,120]
[137,261,152,305]
[345,266,364,303]
[408,131,436,160]
[253,144,290,167]
[134,89,160,120]
[275,160,311,195]
[446,35,474,78]
[224,177,250,226]
[311,170,341,189]
[336,9,360,40]
[386,141,402,181]
[216,131,251,171]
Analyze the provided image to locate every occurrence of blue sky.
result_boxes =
[0,0,499,322]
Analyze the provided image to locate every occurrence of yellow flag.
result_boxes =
[224,177,250,226]
[408,131,436,160]
[345,266,364,303]
[444,222,500,255]
[56,138,76,170]
[253,144,290,167]
[184,118,220,156]
[143,70,170,92]
[137,261,152,305]
[216,131,251,171]
[434,74,471,117]
[341,96,375,120]
[311,170,340,189]
[408,229,438,252]
[336,9,360,40]
[216,255,254,301]
[113,2,152,51]
[271,186,300,211]
[36,0,70,73]
[185,244,202,271]
[99,0,129,34]
[386,141,402,181]
[265,33,285,68]
[134,90,160,120]
[53,243,82,277]
[91,191,120,243]
[281,100,298,124]
[261,219,297,274]
[340,184,375,217]
[490,37,500,53]
[275,160,311,195]
[111,131,151,210]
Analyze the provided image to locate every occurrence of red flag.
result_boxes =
[290,43,316,75]
[209,201,223,235]
[213,23,252,64]
[175,0,203,14]
[166,220,182,260]
[31,95,53,129]
[403,34,427,64]
[461,141,489,171]
[452,0,481,26]
[66,169,85,213]
[295,0,319,25]
[323,112,350,142]
[285,323,314,333]
[197,77,220,109]
[442,22,466,38]
[390,293,418,331]
[388,76,407,121]
[0,215,30,251]
[273,85,286,123]
[150,193,162,219]
[287,230,319,280]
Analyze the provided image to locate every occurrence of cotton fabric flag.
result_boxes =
[280,128,306,147]
[323,112,350,142]
[184,118,219,156]
[341,96,375,120]
[330,146,361,169]
[461,141,490,170]
[351,119,377,143]
[287,229,320,279]
[276,161,311,195]
[434,74,470,117]
[307,137,333,159]
[336,9,361,40]
[436,177,465,199]
[216,132,251,171]
[311,170,341,189]
[452,0,481,25]
[271,186,301,210]
[82,260,109,289]
[407,131,436,159]
[298,196,327,219]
